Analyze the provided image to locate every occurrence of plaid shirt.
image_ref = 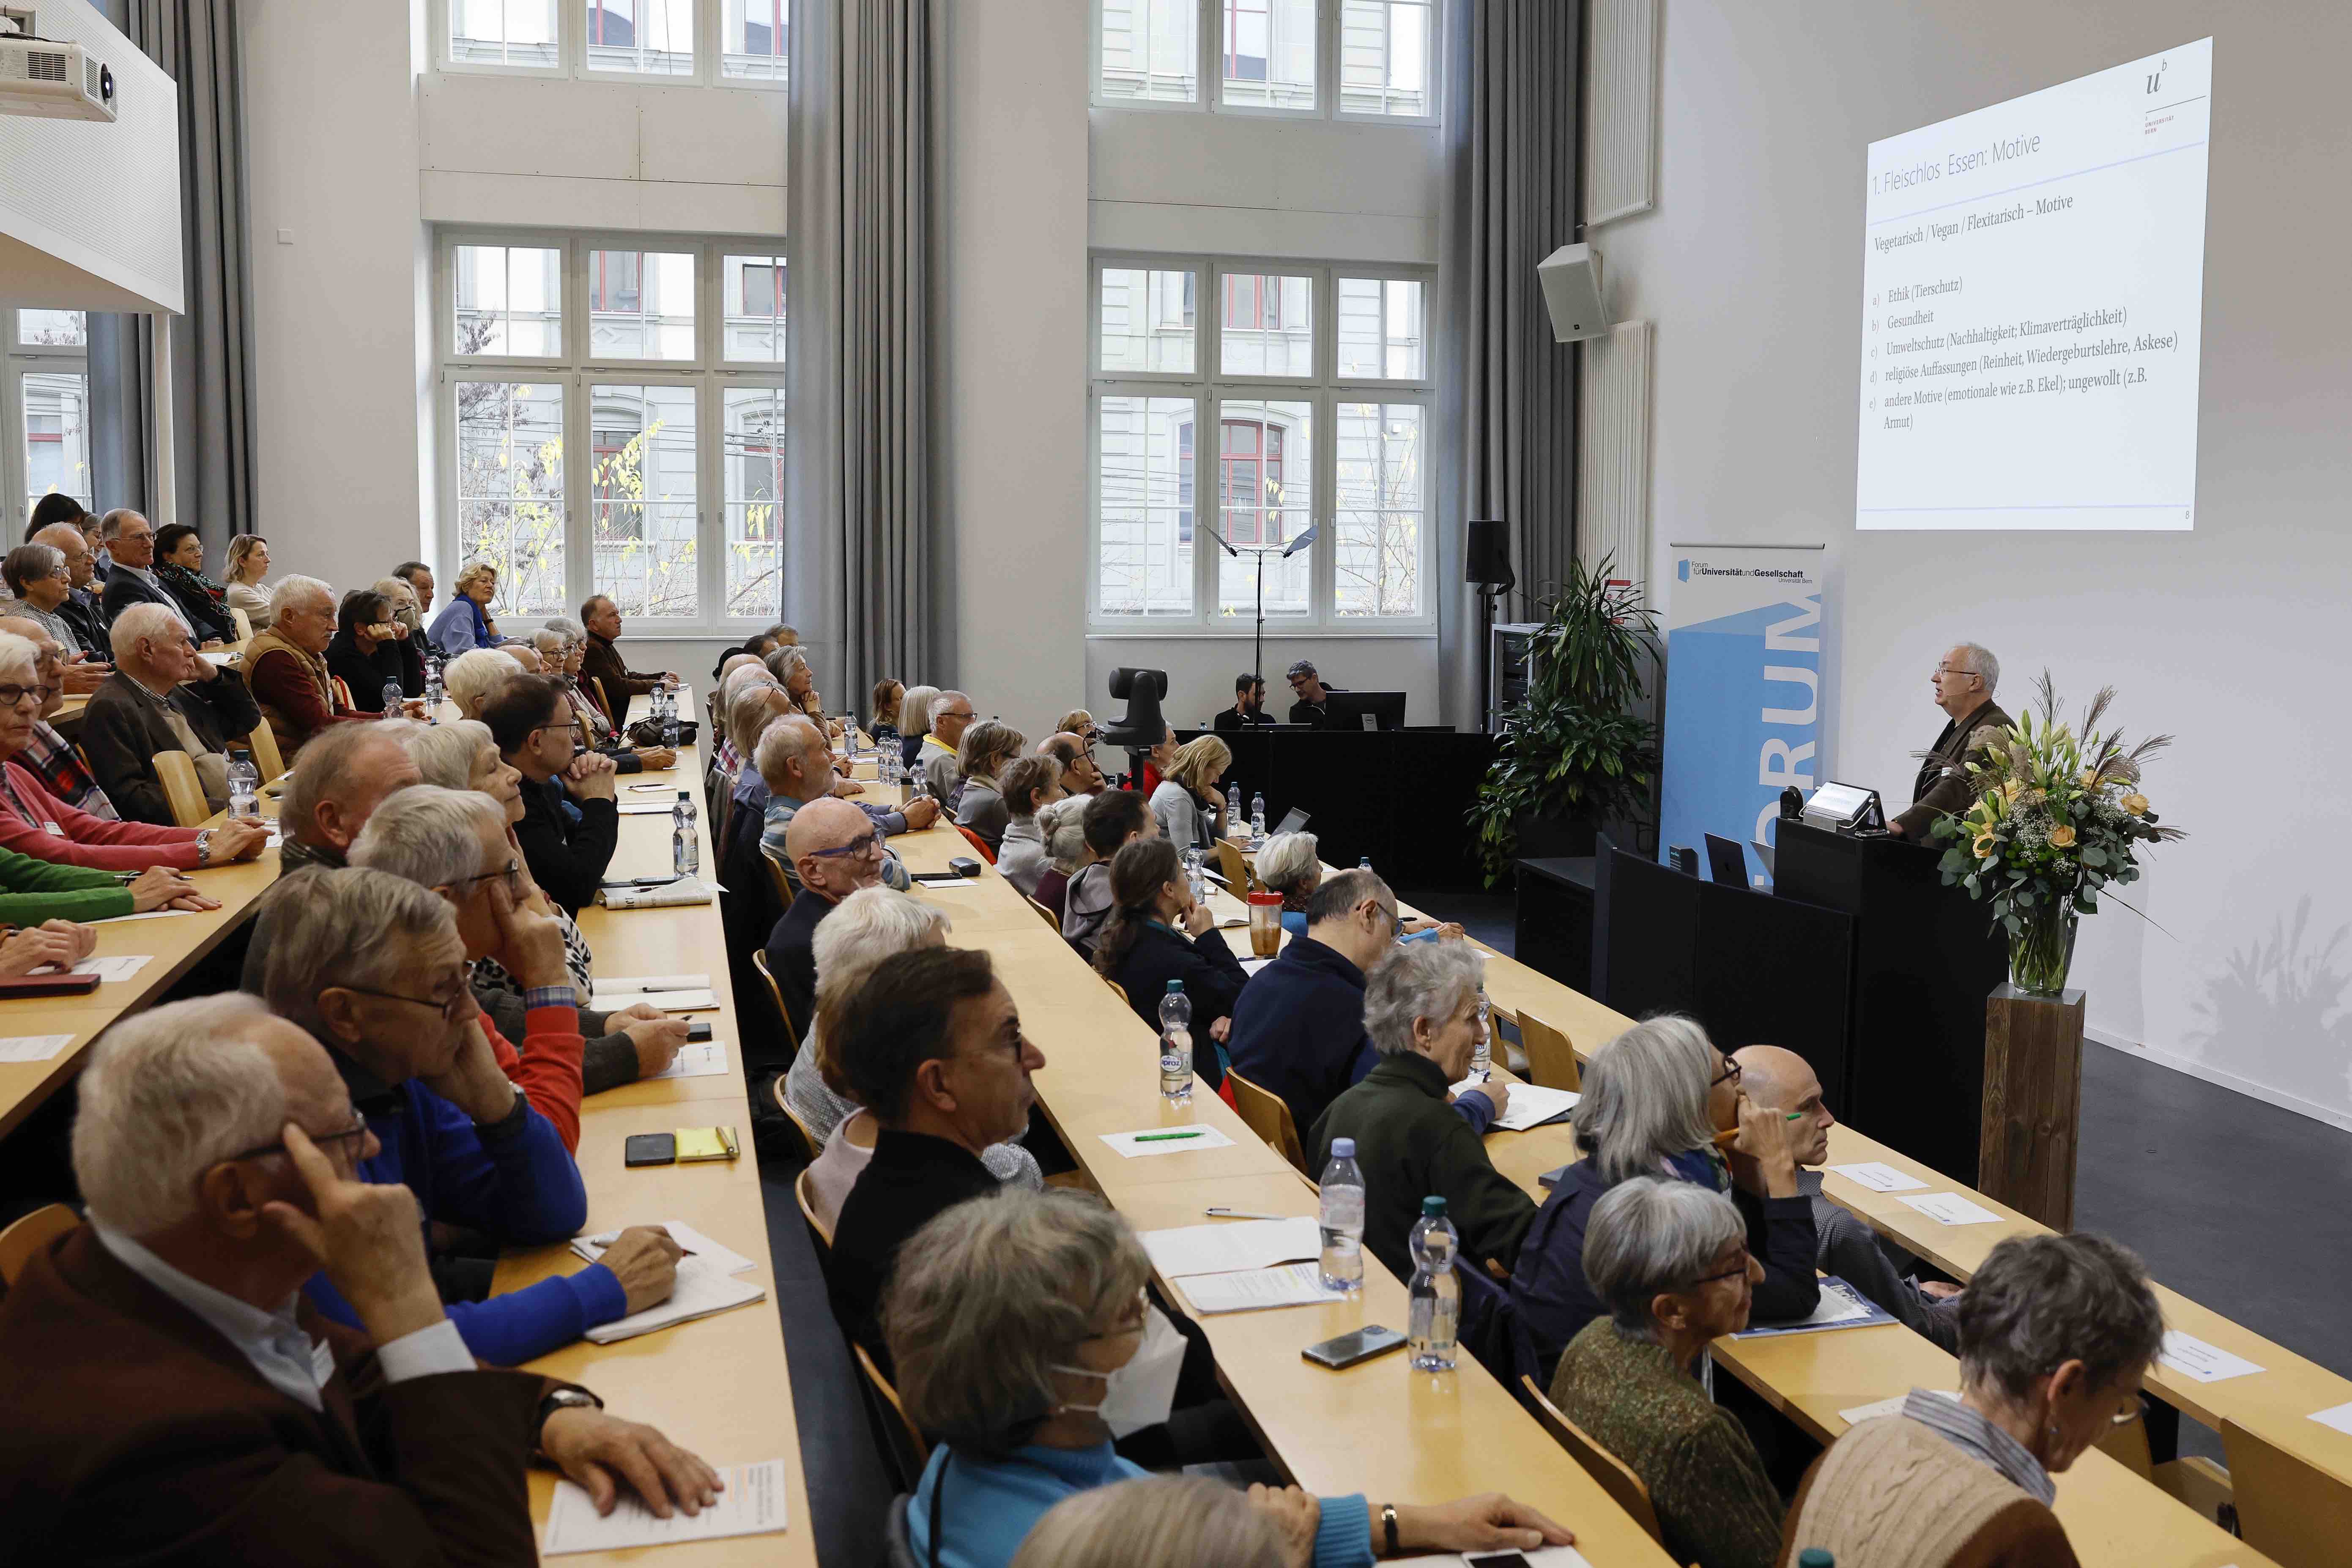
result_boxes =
[19,721,119,822]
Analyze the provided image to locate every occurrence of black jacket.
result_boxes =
[76,668,263,826]
[1225,937,1376,1134]
[830,1129,999,1371]
[1287,686,1346,727]
[56,588,107,653]
[1103,920,1250,1089]
[762,887,833,1043]
[513,776,618,915]
[101,568,197,637]
[1212,706,1274,732]
[325,629,426,711]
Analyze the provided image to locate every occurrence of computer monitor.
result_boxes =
[1272,807,1311,837]
[1703,833,1750,887]
[1320,690,1407,731]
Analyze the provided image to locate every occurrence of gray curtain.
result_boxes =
[788,0,946,708]
[88,0,257,550]
[1435,0,1581,728]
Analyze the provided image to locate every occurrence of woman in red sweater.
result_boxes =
[0,633,269,872]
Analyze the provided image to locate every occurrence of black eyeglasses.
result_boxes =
[337,980,474,1023]
[1710,1058,1743,1089]
[1688,1247,1754,1288]
[808,827,887,861]
[450,859,525,902]
[225,1113,371,1166]
[0,682,56,709]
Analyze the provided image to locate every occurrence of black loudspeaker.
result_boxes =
[1465,519,1515,588]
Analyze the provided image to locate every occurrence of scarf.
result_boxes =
[157,559,226,607]
[1662,1145,1733,1192]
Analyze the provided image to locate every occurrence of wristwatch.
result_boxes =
[535,1386,604,1453]
[476,1083,530,1134]
[1381,1503,1399,1555]
[195,829,213,868]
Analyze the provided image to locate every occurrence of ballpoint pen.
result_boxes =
[1133,1130,1205,1142]
[1203,1207,1285,1220]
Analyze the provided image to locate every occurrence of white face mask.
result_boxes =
[1051,1304,1186,1438]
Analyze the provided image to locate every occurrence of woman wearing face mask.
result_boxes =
[887,1189,1574,1568]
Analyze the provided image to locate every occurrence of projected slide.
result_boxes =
[1857,39,2211,531]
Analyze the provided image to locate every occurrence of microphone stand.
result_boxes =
[1200,521,1320,695]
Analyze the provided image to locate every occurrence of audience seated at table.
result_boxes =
[766,796,909,1047]
[711,659,778,774]
[1148,735,1229,856]
[1782,1233,2164,1568]
[993,755,1065,898]
[99,510,219,647]
[352,785,681,1101]
[1510,1015,1818,1379]
[1254,832,1459,944]
[0,992,721,1564]
[1227,867,1491,1136]
[278,719,423,876]
[891,1187,1575,1568]
[29,521,111,655]
[390,560,435,632]
[484,673,619,915]
[1308,941,1529,1282]
[248,575,373,757]
[325,587,426,715]
[1030,795,1088,919]
[79,603,263,823]
[1090,836,1249,1089]
[782,887,1043,1227]
[580,593,677,702]
[1547,1177,1782,1568]
[442,645,519,720]
[151,523,241,645]
[1060,788,1155,955]
[953,719,1030,853]
[425,561,507,655]
[898,682,941,770]
[0,845,209,924]
[767,644,835,734]
[869,677,904,747]
[758,714,914,898]
[0,612,123,808]
[3,541,100,665]
[0,632,263,872]
[251,867,681,1363]
[1040,730,1107,797]
[718,678,806,1013]
[922,689,976,804]
[1733,1044,1965,1350]
[371,572,421,643]
[536,623,676,774]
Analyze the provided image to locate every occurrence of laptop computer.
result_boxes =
[1703,833,1750,887]
[1270,807,1310,838]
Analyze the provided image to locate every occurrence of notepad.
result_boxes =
[1828,1160,1928,1193]
[572,1221,758,1277]
[593,988,720,1013]
[616,800,679,815]
[1240,956,1276,976]
[648,1040,730,1079]
[1448,1076,1580,1131]
[1896,1192,2003,1226]
[0,1034,74,1062]
[1176,1262,1353,1315]
[1099,1125,1236,1158]
[593,973,712,995]
[70,954,151,983]
[542,1457,790,1554]
[1731,1277,1892,1338]
[582,1253,765,1344]
[2158,1330,2265,1383]
[1837,1388,1958,1426]
[1141,1217,1322,1279]
[600,878,714,909]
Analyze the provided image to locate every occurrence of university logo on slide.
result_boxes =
[1677,558,1691,582]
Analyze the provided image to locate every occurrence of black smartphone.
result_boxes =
[686,1020,712,1042]
[1301,1325,1407,1370]
[624,1132,676,1167]
[1465,1554,1535,1568]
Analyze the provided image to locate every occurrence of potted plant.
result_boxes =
[1929,673,2185,994]
[1468,556,1659,886]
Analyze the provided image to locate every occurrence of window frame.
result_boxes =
[434,228,789,636]
[433,0,787,91]
[1091,0,1440,126]
[2,307,93,540]
[1087,252,1436,635]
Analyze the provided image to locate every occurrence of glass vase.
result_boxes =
[2008,904,2078,996]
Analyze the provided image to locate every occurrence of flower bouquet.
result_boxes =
[1928,673,2185,995]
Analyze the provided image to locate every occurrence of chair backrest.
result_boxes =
[1517,1010,1582,1091]
[0,1203,78,1286]
[1226,1067,1306,1173]
[1103,978,1129,1010]
[597,676,631,729]
[1520,1374,1663,1545]
[1456,1259,1539,1390]
[955,824,996,865]
[767,1070,822,1163]
[856,1343,931,1487]
[708,778,733,862]
[228,606,253,642]
[241,720,285,786]
[1025,894,1061,930]
[762,848,795,911]
[705,690,722,745]
[2225,1417,2352,1568]
[750,948,803,1062]
[151,749,211,828]
[793,1164,834,1256]
[1213,836,1251,893]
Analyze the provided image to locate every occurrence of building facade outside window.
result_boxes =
[1096,0,1436,122]
[2,309,92,536]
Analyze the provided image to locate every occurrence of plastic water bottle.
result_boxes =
[1181,846,1206,906]
[1358,855,1372,872]
[671,790,698,876]
[1406,1196,1461,1371]
[1249,792,1266,841]
[661,688,680,748]
[1157,981,1192,1102]
[226,749,260,822]
[381,678,404,717]
[1469,993,1492,1079]
[1317,1139,1366,1294]
[1795,1553,1836,1568]
[1226,782,1242,828]
[423,659,444,721]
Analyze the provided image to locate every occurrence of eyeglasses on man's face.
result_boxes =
[338,975,475,1023]
[451,859,526,903]
[808,827,887,862]
[1687,1246,1754,1289]
[224,1112,371,1167]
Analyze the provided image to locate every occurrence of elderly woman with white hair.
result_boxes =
[442,646,522,721]
[952,720,1029,853]
[1545,1177,1782,1568]
[783,885,1041,1228]
[1307,941,1536,1283]
[1509,1014,1816,1378]
[893,1188,1572,1568]
[425,560,506,656]
[1030,794,1089,920]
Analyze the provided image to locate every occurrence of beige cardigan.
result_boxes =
[1778,1415,2079,1568]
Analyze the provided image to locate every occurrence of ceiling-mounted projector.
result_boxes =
[0,18,115,123]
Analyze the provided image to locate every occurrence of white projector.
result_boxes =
[0,36,115,122]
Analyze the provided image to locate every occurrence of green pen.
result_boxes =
[1785,1112,1806,1121]
[1134,1130,1205,1143]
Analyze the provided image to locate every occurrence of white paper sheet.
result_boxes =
[542,1458,790,1554]
[1385,1553,1594,1568]
[1239,955,1275,976]
[572,1221,758,1277]
[593,973,712,994]
[911,878,990,897]
[1141,1217,1322,1279]
[600,878,714,910]
[70,954,152,983]
[1828,1160,1928,1193]
[2308,1400,2352,1436]
[1732,1278,1878,1335]
[2158,1330,2265,1384]
[1099,1124,1237,1158]
[1448,1076,1580,1131]
[102,908,200,922]
[0,1034,74,1062]
[646,1040,730,1079]
[581,1254,766,1344]
[1896,1192,2004,1226]
[1176,1262,1354,1315]
[592,988,720,1013]
[1837,1388,1958,1425]
[616,800,677,815]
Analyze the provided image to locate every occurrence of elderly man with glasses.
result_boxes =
[251,867,682,1366]
[757,713,914,897]
[78,603,264,825]
[920,690,976,805]
[481,673,619,916]
[1890,642,2013,840]
[764,796,904,1042]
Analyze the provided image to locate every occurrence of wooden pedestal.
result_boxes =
[1979,983,2086,1230]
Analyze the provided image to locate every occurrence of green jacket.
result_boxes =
[1548,1318,1784,1568]
[1309,1051,1536,1281]
[0,847,134,926]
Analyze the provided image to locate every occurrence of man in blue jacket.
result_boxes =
[1227,867,1503,1137]
[251,867,681,1365]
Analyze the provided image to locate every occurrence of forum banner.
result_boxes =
[1659,545,1829,885]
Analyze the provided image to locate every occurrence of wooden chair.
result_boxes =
[765,1072,822,1162]
[763,852,795,911]
[1227,1067,1306,1173]
[704,690,723,747]
[855,1344,931,1488]
[2224,1417,2352,1568]
[793,1165,833,1256]
[955,824,996,865]
[1517,1010,1582,1092]
[1104,979,1130,1010]
[228,607,253,642]
[1213,836,1251,893]
[0,1203,77,1286]
[750,949,804,1065]
[152,750,211,829]
[242,723,286,788]
[1025,894,1062,931]
[1520,1374,1662,1545]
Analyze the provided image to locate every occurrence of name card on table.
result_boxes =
[2158,1330,2264,1384]
[0,1035,75,1062]
[1828,1161,1928,1193]
[1100,1125,1237,1159]
[1896,1192,2004,1226]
